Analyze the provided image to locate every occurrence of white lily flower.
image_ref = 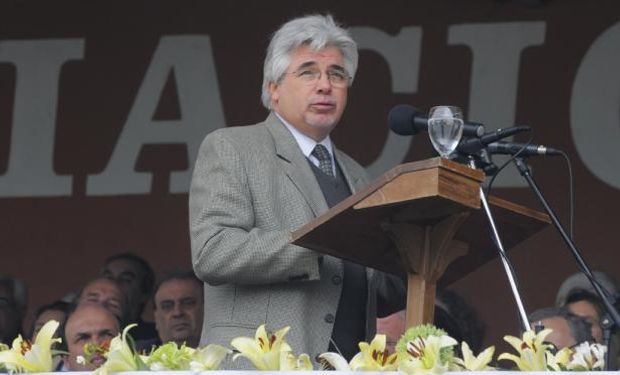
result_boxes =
[0,320,61,372]
[318,352,351,371]
[189,344,232,371]
[566,342,606,371]
[498,329,554,371]
[398,334,458,374]
[230,324,292,370]
[453,341,495,371]
[280,351,313,371]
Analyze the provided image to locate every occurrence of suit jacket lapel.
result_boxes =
[266,114,375,281]
[265,113,329,217]
[335,149,365,194]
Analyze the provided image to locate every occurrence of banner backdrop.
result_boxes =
[1,0,619,346]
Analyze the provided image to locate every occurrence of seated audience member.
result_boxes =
[562,290,605,343]
[77,277,129,326]
[556,271,618,343]
[376,310,404,352]
[528,306,593,349]
[377,289,484,353]
[30,300,70,341]
[0,275,27,344]
[153,271,204,348]
[100,252,157,340]
[62,304,120,371]
[434,289,486,353]
[555,271,619,369]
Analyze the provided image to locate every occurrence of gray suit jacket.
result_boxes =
[189,113,396,366]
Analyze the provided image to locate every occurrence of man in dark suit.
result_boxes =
[189,14,403,367]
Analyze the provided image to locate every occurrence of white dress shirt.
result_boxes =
[275,112,337,176]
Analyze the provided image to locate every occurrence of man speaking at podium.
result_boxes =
[189,14,404,366]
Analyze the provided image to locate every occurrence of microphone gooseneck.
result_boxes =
[457,126,531,154]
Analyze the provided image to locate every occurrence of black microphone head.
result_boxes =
[388,104,423,135]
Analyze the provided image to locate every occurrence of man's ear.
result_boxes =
[268,81,279,105]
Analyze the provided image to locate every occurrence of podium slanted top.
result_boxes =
[292,157,549,285]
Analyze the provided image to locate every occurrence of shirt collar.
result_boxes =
[274,112,334,159]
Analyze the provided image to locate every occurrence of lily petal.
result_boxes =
[318,352,351,371]
[190,344,231,371]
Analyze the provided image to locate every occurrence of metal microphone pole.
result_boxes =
[478,187,531,332]
[467,158,530,332]
[512,157,620,369]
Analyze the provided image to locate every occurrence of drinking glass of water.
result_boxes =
[427,105,464,158]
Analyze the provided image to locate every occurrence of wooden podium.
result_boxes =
[292,157,550,329]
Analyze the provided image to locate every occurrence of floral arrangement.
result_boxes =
[0,320,607,373]
[498,328,606,371]
[0,320,63,372]
[78,324,231,374]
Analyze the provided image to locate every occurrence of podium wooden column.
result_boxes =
[292,157,549,329]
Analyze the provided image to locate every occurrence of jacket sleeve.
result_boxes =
[189,130,321,286]
[375,270,407,318]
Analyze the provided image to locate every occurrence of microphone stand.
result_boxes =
[601,313,614,368]
[468,158,530,332]
[512,157,620,369]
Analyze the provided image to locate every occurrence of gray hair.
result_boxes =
[0,274,28,313]
[261,14,358,109]
[529,306,594,345]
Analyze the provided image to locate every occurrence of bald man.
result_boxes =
[63,304,120,371]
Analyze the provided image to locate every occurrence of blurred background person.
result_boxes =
[0,275,27,344]
[556,270,619,369]
[101,252,157,341]
[528,306,593,350]
[30,300,70,340]
[555,270,618,343]
[377,289,484,354]
[152,271,204,348]
[562,290,605,342]
[61,304,120,371]
[76,277,129,326]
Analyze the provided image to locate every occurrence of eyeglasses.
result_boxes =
[288,67,350,87]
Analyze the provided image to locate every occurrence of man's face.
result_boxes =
[376,311,405,353]
[0,284,21,344]
[268,45,348,142]
[154,279,203,347]
[78,279,125,323]
[32,309,66,339]
[531,317,576,349]
[567,300,603,343]
[64,305,119,371]
[102,259,146,319]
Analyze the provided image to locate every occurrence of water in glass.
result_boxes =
[428,106,464,158]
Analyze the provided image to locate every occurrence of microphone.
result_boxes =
[457,125,531,154]
[488,141,562,156]
[388,104,485,137]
